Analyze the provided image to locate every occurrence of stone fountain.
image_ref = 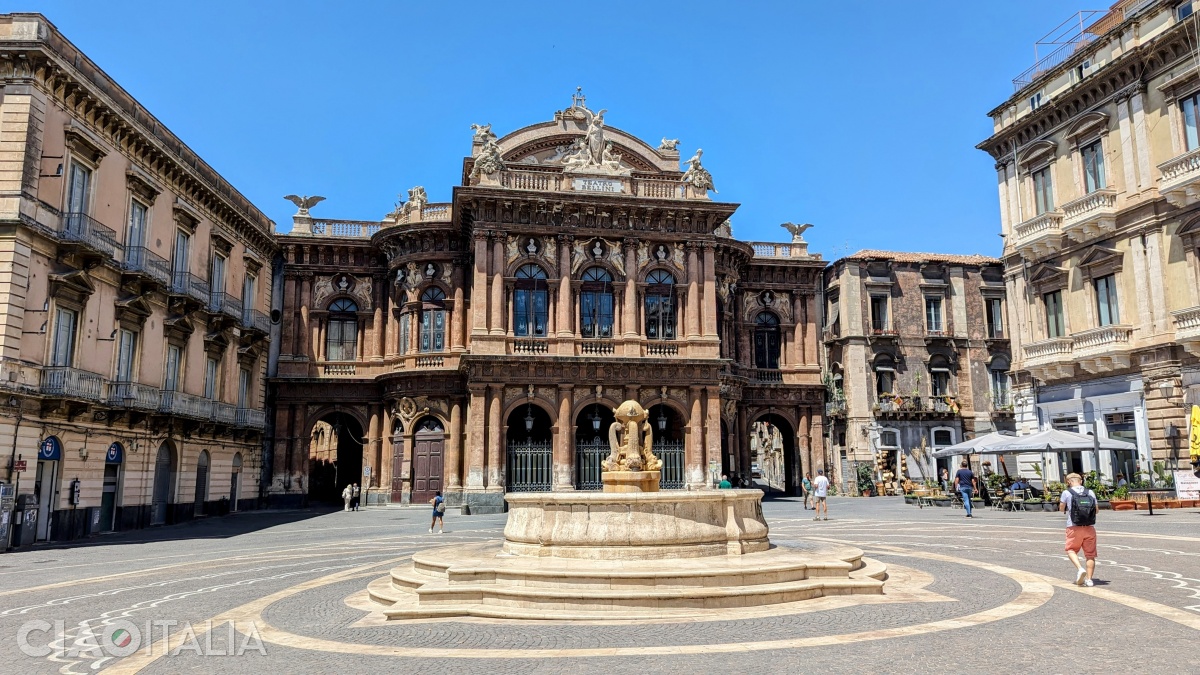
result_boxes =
[368,400,885,621]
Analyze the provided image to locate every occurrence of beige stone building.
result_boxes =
[823,251,1012,490]
[0,14,276,541]
[979,0,1200,481]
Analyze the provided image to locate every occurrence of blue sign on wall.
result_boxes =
[105,442,124,464]
[38,436,62,461]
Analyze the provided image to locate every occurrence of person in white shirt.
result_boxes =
[812,469,830,521]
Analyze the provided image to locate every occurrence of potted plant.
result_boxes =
[1110,485,1135,510]
[1024,497,1044,511]
[856,463,875,497]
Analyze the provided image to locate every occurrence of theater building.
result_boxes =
[270,94,829,512]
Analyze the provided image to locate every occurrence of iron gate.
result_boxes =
[574,439,609,490]
[574,439,687,490]
[656,441,685,489]
[506,440,552,492]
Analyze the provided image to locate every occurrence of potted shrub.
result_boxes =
[1024,497,1044,511]
[1110,485,1135,511]
[856,463,875,497]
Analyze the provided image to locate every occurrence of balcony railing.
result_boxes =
[158,390,213,420]
[242,308,271,334]
[236,407,267,429]
[635,178,683,199]
[390,203,453,225]
[991,391,1014,413]
[311,219,381,238]
[646,342,680,356]
[580,341,614,355]
[323,363,357,376]
[928,396,959,414]
[0,358,40,394]
[748,242,811,259]
[208,291,243,320]
[825,399,846,416]
[502,170,559,192]
[169,270,211,304]
[1012,211,1064,260]
[121,246,171,286]
[1159,148,1200,207]
[39,366,105,402]
[513,338,548,355]
[106,381,160,411]
[1071,324,1132,357]
[58,212,121,259]
[1174,305,1200,356]
[749,368,783,383]
[1061,188,1117,242]
[415,356,444,368]
[211,402,237,425]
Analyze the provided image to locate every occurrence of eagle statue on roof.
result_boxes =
[284,195,326,215]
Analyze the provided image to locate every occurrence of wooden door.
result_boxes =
[411,430,444,504]
[390,435,404,503]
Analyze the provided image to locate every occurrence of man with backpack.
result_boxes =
[1059,472,1099,587]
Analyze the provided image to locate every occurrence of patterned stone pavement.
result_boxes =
[0,497,1197,673]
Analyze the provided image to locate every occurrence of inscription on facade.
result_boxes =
[572,177,623,194]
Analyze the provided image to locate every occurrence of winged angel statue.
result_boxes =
[284,195,325,215]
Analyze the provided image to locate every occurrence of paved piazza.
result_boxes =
[0,499,1197,673]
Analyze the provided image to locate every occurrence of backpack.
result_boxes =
[435,499,446,514]
[1069,486,1097,527]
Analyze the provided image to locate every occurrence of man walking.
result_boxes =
[1059,472,1099,586]
[812,469,830,521]
[351,483,361,511]
[953,460,977,518]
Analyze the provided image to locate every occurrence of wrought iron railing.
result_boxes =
[169,270,210,304]
[236,407,266,429]
[574,438,609,490]
[242,308,271,333]
[506,439,553,492]
[121,246,171,286]
[40,366,105,401]
[208,291,243,320]
[158,390,213,420]
[106,381,160,410]
[657,440,685,489]
[211,402,237,425]
[59,212,121,259]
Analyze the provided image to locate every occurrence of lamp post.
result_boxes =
[1084,397,1102,478]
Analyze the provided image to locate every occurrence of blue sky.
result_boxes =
[32,0,1082,257]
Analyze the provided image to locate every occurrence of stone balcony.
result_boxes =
[1172,305,1200,357]
[1061,188,1117,242]
[1158,148,1200,207]
[1023,337,1075,381]
[1071,324,1133,374]
[1011,211,1064,261]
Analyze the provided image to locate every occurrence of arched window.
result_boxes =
[514,264,548,337]
[580,267,614,338]
[326,298,359,362]
[754,312,781,369]
[644,270,676,340]
[419,287,446,353]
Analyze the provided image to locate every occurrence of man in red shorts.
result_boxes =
[1059,472,1099,586]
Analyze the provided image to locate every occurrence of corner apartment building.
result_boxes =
[823,251,1012,489]
[0,14,276,541]
[978,0,1200,481]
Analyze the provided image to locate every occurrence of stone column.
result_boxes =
[705,386,721,480]
[793,293,807,365]
[622,239,638,338]
[490,233,506,335]
[557,235,574,338]
[554,385,574,490]
[701,243,718,337]
[367,406,380,491]
[810,413,826,478]
[737,407,751,485]
[451,264,466,351]
[486,384,504,489]
[798,410,813,487]
[446,398,463,490]
[372,276,385,360]
[686,244,700,339]
[272,405,293,488]
[687,386,705,487]
[294,404,309,490]
[466,385,486,489]
[282,275,297,357]
[472,232,489,336]
[298,274,312,360]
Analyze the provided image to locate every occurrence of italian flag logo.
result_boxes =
[110,628,132,649]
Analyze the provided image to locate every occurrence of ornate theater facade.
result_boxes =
[271,95,827,513]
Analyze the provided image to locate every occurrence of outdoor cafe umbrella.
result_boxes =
[981,428,1137,487]
[929,431,1015,460]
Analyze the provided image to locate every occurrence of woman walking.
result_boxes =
[429,491,445,534]
[802,473,813,510]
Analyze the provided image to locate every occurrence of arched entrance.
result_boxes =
[308,412,364,504]
[647,403,685,489]
[194,450,210,515]
[506,403,553,492]
[151,441,176,525]
[574,402,614,490]
[749,413,798,495]
[412,416,445,504]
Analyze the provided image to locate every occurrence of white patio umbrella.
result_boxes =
[929,431,1016,459]
[982,428,1136,453]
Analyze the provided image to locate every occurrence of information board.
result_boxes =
[1174,470,1200,500]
